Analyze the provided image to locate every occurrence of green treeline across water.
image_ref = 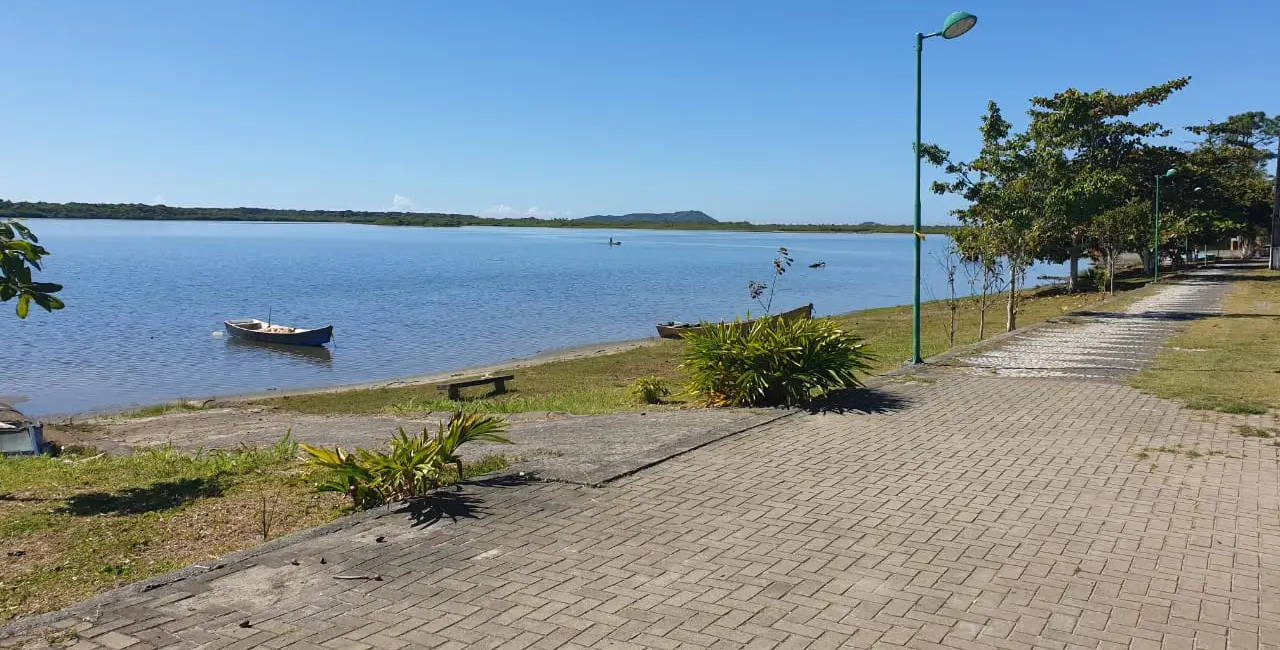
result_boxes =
[0,200,955,234]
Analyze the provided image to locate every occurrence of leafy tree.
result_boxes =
[929,241,961,347]
[924,101,1047,332]
[954,225,1005,340]
[1091,200,1148,293]
[1025,77,1190,290]
[1183,112,1279,261]
[0,219,63,318]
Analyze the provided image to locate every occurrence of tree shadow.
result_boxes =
[1075,310,1279,322]
[806,388,912,415]
[1073,310,1213,321]
[394,473,534,529]
[0,493,56,503]
[1180,273,1280,283]
[56,477,224,516]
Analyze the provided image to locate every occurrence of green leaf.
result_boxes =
[32,293,65,312]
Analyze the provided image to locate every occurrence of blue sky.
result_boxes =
[2,0,1276,224]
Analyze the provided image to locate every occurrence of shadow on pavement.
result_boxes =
[806,388,911,415]
[1179,273,1278,283]
[1075,311,1278,321]
[395,473,534,529]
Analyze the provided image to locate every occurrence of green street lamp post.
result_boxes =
[911,10,977,365]
[1153,168,1176,283]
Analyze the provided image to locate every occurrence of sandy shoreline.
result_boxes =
[43,336,660,420]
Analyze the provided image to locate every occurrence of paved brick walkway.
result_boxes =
[6,273,1279,650]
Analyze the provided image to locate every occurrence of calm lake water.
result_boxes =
[1,220,1076,416]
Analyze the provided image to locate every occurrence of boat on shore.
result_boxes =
[224,319,333,347]
[655,303,814,339]
[0,403,45,456]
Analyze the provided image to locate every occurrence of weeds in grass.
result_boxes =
[1218,402,1268,415]
[258,490,282,541]
[629,376,672,405]
[121,398,211,419]
[1234,425,1275,438]
[1141,446,1224,460]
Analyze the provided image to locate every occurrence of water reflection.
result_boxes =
[224,337,333,366]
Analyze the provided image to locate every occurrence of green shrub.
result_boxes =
[629,376,672,404]
[680,316,871,407]
[300,411,511,509]
[1076,267,1105,292]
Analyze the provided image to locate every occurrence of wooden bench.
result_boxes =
[437,375,514,400]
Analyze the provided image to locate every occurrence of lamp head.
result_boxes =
[941,11,978,39]
[1164,168,1177,177]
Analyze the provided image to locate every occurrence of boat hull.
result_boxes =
[224,320,333,347]
[655,303,814,339]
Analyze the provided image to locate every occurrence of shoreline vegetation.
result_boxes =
[53,274,1154,422]
[258,280,1148,417]
[0,200,957,235]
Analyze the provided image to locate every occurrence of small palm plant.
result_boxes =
[300,411,511,509]
[433,412,511,483]
[629,376,672,405]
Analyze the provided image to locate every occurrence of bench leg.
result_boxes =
[493,379,507,395]
[448,386,460,400]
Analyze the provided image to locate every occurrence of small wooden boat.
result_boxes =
[224,319,333,347]
[0,402,44,456]
[655,303,814,339]
[808,261,826,268]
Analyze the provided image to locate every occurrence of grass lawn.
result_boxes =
[0,437,507,624]
[1130,270,1280,414]
[264,279,1153,417]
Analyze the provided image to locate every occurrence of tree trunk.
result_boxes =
[947,271,956,347]
[1067,233,1080,292]
[1107,254,1115,294]
[1137,248,1153,275]
[977,300,986,341]
[1005,269,1018,332]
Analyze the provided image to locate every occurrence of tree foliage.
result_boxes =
[925,76,1277,324]
[1,219,64,318]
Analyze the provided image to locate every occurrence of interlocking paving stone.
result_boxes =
[5,271,1278,649]
[950,270,1227,380]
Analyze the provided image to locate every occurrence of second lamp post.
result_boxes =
[1153,168,1176,283]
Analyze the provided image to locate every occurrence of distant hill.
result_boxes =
[0,200,955,234]
[575,210,717,225]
